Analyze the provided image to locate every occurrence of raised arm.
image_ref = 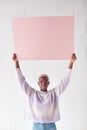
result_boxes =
[54,53,77,96]
[12,53,35,96]
[68,53,77,69]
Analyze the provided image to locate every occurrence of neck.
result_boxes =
[41,89,47,92]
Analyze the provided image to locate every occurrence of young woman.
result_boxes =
[13,53,77,130]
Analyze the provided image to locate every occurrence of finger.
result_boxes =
[73,54,77,60]
[14,53,17,59]
[72,53,76,58]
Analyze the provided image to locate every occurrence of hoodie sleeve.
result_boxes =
[53,68,72,96]
[16,68,35,96]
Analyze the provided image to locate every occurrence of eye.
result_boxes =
[40,81,43,83]
[40,80,43,83]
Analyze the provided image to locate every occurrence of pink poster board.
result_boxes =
[13,16,74,60]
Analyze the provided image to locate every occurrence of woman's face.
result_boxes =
[38,77,50,91]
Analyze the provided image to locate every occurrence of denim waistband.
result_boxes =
[33,122,57,130]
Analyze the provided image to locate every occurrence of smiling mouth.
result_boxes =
[41,86,47,89]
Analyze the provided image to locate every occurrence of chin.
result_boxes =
[42,88,47,91]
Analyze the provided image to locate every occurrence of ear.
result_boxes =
[48,81,50,85]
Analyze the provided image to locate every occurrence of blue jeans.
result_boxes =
[33,122,57,130]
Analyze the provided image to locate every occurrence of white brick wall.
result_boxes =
[0,0,87,130]
[26,8,74,16]
[75,8,87,22]
[0,0,37,9]
[63,0,86,8]
[37,0,62,9]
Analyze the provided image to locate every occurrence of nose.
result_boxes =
[42,81,47,86]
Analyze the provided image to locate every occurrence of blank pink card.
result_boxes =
[13,16,74,60]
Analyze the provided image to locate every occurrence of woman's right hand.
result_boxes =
[12,53,18,61]
[12,53,20,68]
